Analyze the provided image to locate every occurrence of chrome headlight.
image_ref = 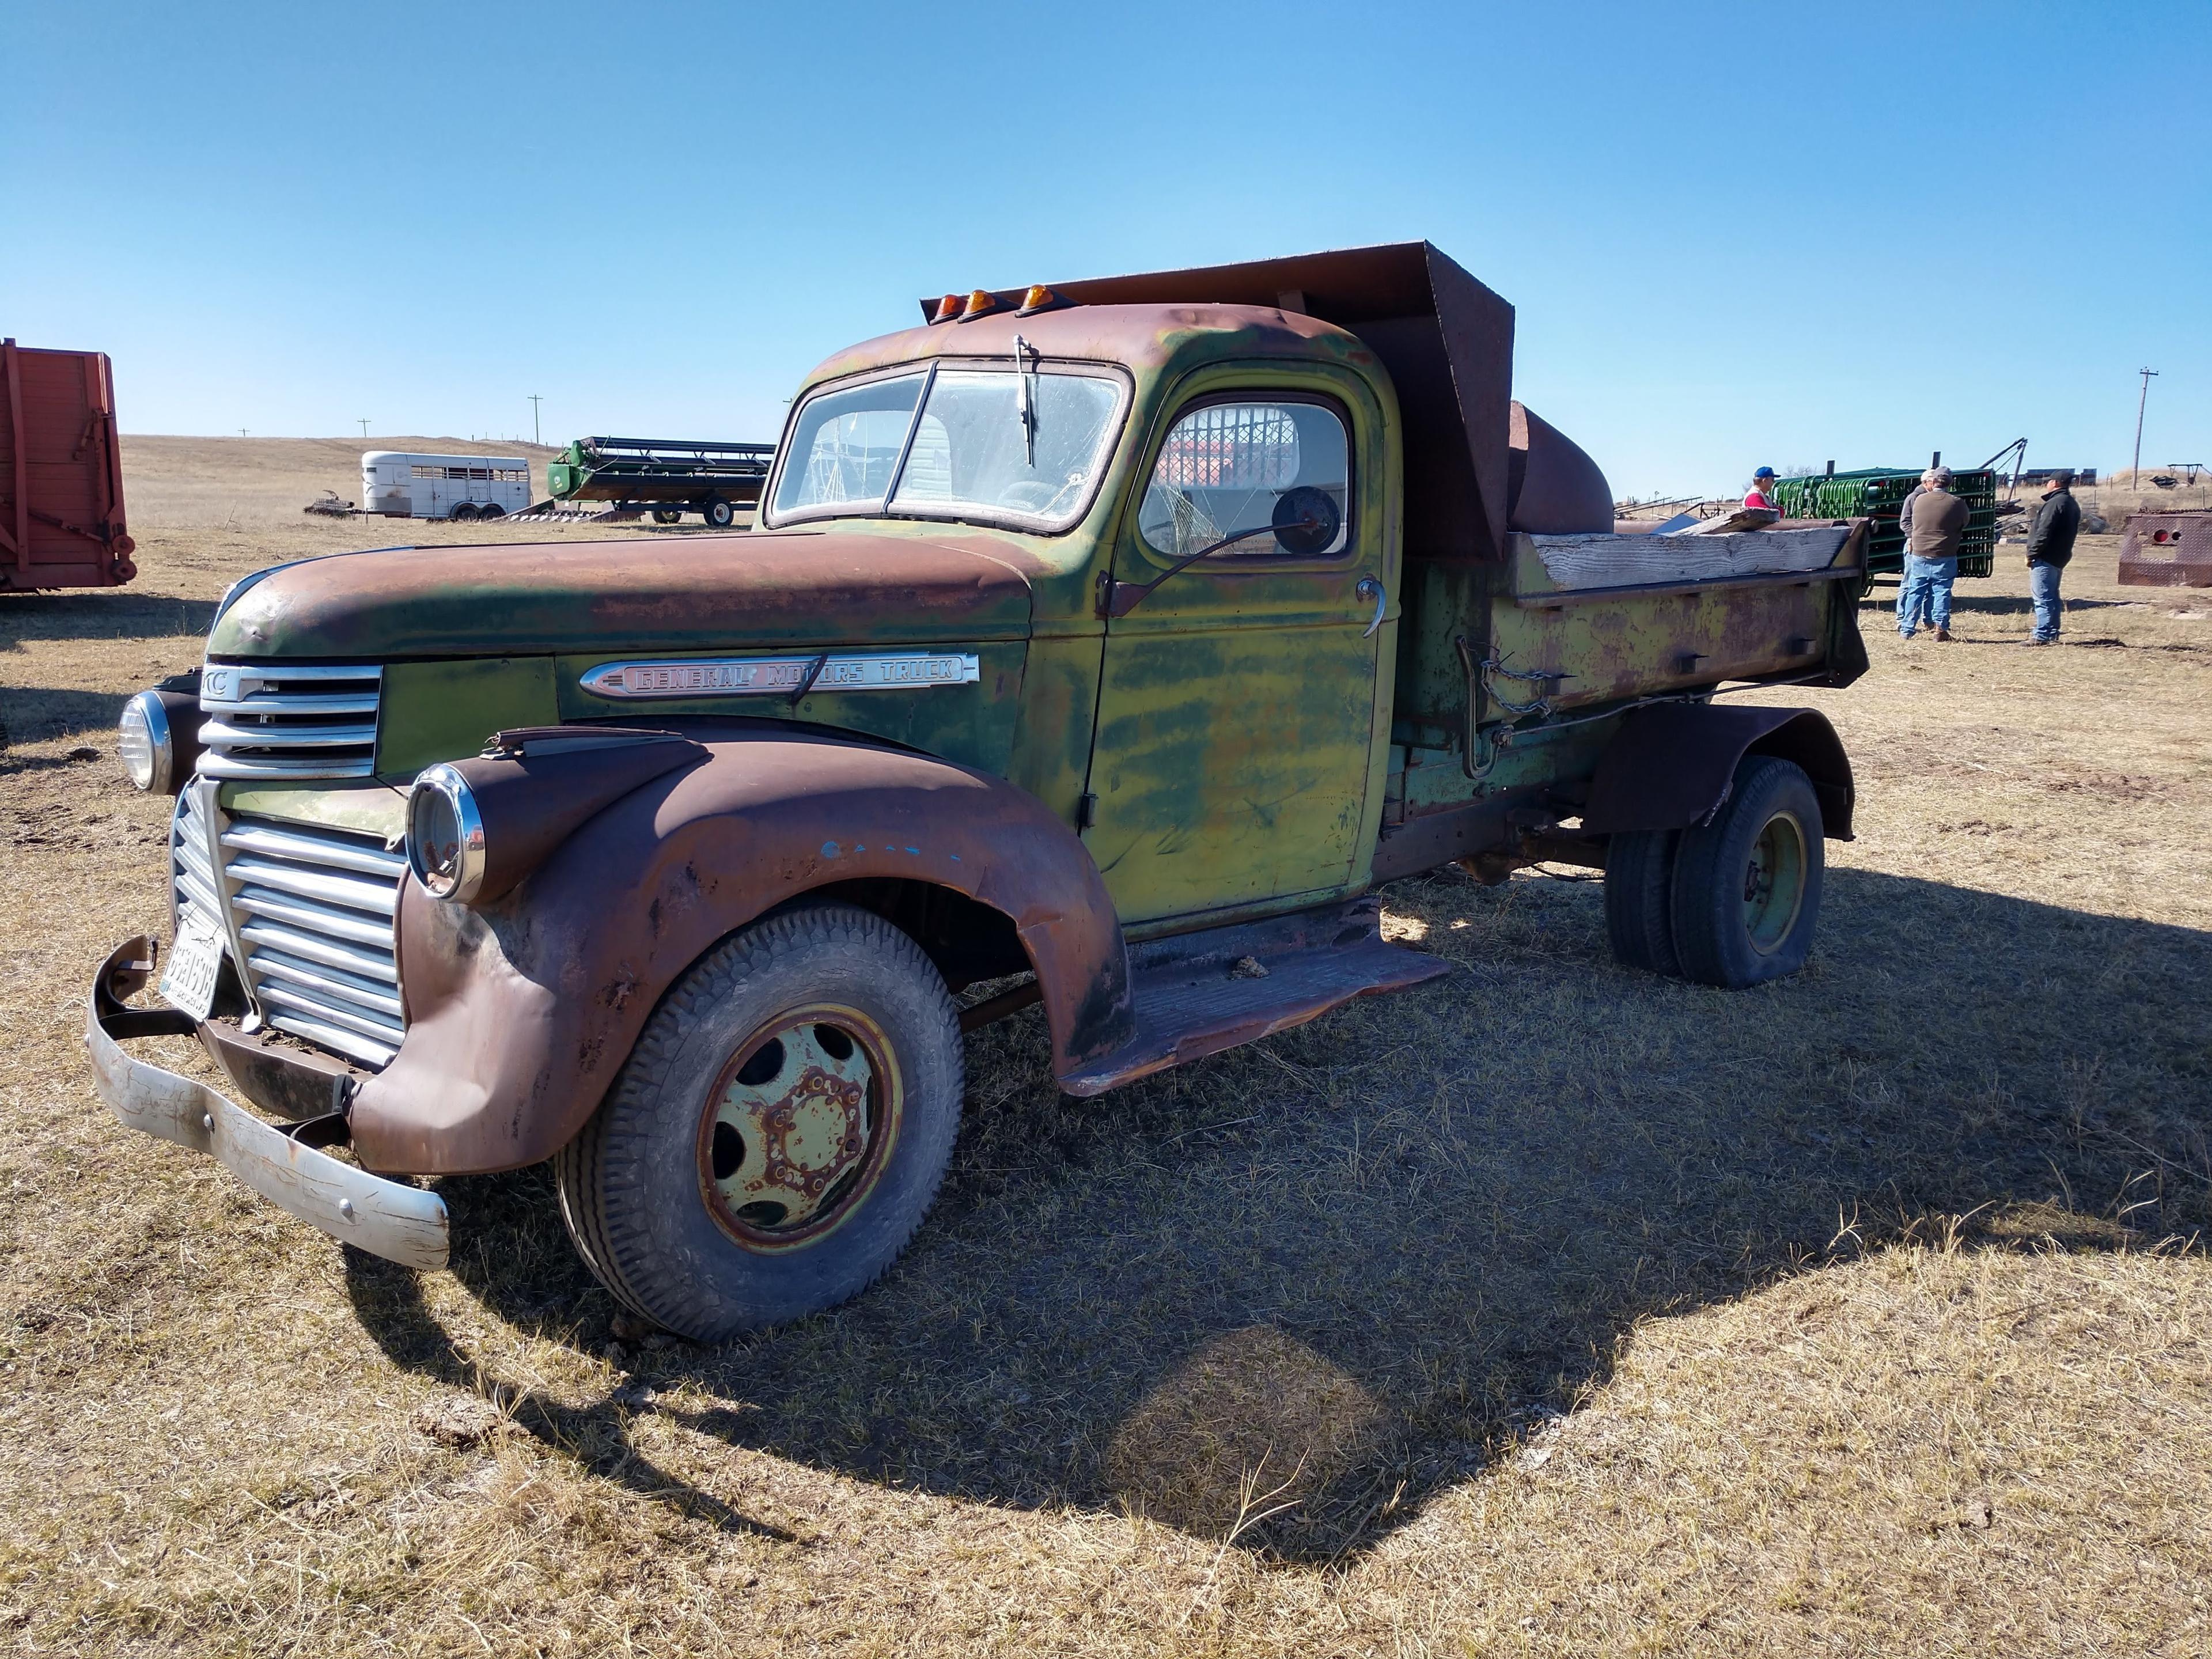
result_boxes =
[118,690,173,793]
[406,764,487,903]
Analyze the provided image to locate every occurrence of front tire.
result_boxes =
[1668,756,1824,988]
[555,903,963,1340]
[699,495,735,528]
[651,506,682,525]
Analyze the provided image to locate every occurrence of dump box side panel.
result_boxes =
[0,341,135,590]
[1491,527,1860,708]
[1385,522,1866,826]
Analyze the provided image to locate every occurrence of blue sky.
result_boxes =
[6,1,2205,497]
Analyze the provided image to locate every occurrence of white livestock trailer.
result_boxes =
[361,452,534,521]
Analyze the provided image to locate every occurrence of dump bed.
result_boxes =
[1389,520,1869,815]
[0,339,135,592]
[1488,522,1869,708]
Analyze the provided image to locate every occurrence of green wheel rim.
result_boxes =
[696,1004,902,1251]
[1741,810,1808,955]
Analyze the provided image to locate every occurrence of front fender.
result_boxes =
[350,731,1134,1174]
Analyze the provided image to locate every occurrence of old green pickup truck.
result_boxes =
[93,244,1868,1339]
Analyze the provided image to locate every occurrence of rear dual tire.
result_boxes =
[1603,756,1823,988]
[1603,828,1681,976]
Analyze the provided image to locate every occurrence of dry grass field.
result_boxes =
[2,441,2208,1656]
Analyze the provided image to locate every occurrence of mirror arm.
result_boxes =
[1102,514,1322,619]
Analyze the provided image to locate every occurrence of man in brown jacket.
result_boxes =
[1897,466,1969,641]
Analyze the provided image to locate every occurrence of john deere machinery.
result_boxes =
[546,436,775,527]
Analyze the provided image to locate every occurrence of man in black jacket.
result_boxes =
[2024,472,2082,645]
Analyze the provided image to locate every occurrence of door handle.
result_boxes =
[1357,575,1387,638]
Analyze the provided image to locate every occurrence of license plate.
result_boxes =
[159,912,226,1023]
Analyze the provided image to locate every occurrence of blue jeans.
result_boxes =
[1898,555,1957,635]
[2030,561,2064,641]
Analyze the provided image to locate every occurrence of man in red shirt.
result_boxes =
[1744,466,1781,515]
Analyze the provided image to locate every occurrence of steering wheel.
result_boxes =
[1003,474,1083,517]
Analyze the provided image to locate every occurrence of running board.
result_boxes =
[1057,898,1450,1097]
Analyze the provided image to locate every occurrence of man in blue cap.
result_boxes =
[1744,466,1782,516]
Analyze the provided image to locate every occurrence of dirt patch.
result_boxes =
[2044,771,2173,802]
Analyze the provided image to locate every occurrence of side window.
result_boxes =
[1137,399,1350,560]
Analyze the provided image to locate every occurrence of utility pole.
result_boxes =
[2133,368,2159,489]
[528,395,543,447]
[237,429,247,439]
[358,418,371,440]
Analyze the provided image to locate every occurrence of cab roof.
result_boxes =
[805,302,1370,389]
[798,243,1517,559]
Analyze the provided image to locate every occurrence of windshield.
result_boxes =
[771,372,927,517]
[770,362,1125,532]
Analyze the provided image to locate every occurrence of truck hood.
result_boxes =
[207,528,1043,661]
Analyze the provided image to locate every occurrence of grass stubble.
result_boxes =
[0,441,2207,1656]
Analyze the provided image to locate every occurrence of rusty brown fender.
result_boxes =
[1580,704,1854,840]
[350,731,1135,1175]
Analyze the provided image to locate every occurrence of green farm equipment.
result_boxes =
[546,436,776,527]
[1773,467,2000,578]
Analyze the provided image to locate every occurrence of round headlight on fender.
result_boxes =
[406,764,487,903]
[118,690,173,793]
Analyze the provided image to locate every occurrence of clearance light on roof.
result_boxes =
[1016,284,1070,316]
[958,288,1006,321]
[929,293,964,325]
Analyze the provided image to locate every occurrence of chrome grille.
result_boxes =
[222,815,407,1068]
[171,787,225,940]
[199,662,383,779]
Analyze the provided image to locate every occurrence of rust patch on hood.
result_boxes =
[209,528,1040,661]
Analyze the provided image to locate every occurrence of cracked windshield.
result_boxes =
[771,366,1122,528]
[1138,400,1350,558]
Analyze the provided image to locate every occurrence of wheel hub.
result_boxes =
[1741,811,1808,953]
[704,1016,882,1237]
[756,1065,865,1200]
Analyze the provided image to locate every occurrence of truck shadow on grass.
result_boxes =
[1,691,131,767]
[0,591,219,649]
[349,867,2212,1565]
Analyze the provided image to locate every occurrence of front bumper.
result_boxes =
[85,937,449,1271]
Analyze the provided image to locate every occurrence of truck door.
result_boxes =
[1083,382,1392,926]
